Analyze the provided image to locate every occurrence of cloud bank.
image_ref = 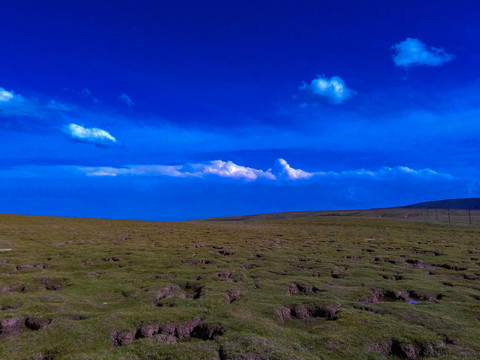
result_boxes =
[300,75,355,104]
[83,160,276,181]
[78,159,451,182]
[63,123,117,147]
[392,38,455,68]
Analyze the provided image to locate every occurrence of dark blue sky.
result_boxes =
[1,1,480,220]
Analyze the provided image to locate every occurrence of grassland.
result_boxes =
[0,211,479,359]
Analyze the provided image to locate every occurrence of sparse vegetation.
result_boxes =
[0,211,479,359]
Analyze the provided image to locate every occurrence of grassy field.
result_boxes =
[0,211,479,359]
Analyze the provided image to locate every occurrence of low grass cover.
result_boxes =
[0,213,479,359]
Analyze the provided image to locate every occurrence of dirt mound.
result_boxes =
[102,257,121,262]
[113,319,226,347]
[218,250,234,256]
[276,305,340,324]
[367,289,444,303]
[183,259,212,266]
[284,283,321,295]
[111,331,135,346]
[40,277,64,291]
[0,284,26,294]
[405,259,436,269]
[154,283,205,306]
[183,283,205,299]
[136,323,160,338]
[368,338,440,359]
[227,290,243,304]
[191,323,226,340]
[0,317,25,336]
[367,290,409,303]
[215,271,233,280]
[25,317,52,330]
[155,285,185,301]
[370,256,397,264]
[434,263,467,271]
[13,263,45,272]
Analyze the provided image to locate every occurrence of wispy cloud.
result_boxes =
[335,165,451,179]
[392,38,455,68]
[82,165,185,177]
[274,159,451,181]
[45,100,76,111]
[0,87,42,118]
[0,85,75,120]
[118,93,135,107]
[76,88,101,104]
[299,75,355,105]
[63,123,117,147]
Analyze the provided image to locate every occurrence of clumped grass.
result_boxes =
[0,213,479,359]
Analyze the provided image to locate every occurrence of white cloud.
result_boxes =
[188,160,276,181]
[392,38,455,68]
[82,165,185,177]
[0,159,454,185]
[118,93,135,107]
[79,159,451,182]
[0,88,15,102]
[0,86,75,120]
[275,158,313,179]
[0,87,41,118]
[83,160,275,181]
[300,75,355,104]
[63,123,117,147]
[328,166,450,179]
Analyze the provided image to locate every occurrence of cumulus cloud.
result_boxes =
[299,75,355,104]
[392,38,455,68]
[275,158,313,179]
[63,123,117,147]
[188,160,276,181]
[118,93,135,107]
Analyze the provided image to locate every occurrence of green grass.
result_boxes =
[0,213,479,359]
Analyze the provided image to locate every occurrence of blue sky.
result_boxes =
[1,0,480,220]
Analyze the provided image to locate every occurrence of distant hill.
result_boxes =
[404,198,480,210]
